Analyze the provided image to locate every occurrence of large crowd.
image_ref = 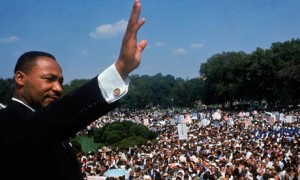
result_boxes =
[76,108,300,180]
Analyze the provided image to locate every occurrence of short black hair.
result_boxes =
[14,51,56,74]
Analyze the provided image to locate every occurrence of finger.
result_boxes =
[135,40,147,61]
[135,18,146,33]
[138,39,147,52]
[127,0,142,30]
[124,18,145,43]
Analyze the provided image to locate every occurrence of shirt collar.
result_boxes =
[12,97,35,112]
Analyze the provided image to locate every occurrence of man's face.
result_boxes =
[21,57,63,109]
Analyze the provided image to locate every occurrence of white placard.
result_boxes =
[178,123,188,140]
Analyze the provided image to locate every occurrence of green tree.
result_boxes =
[0,78,14,104]
[269,39,300,107]
[200,51,248,108]
[93,121,157,148]
[62,79,89,96]
[244,47,269,105]
[121,73,177,109]
[172,78,203,107]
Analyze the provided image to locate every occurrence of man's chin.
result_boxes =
[44,98,56,106]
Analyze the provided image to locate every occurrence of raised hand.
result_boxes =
[115,0,147,79]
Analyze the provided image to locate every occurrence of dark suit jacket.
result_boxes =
[0,77,118,180]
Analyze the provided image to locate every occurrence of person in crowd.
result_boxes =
[0,0,147,179]
[78,108,299,180]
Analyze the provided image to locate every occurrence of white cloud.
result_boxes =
[172,48,187,55]
[0,36,20,44]
[80,49,89,57]
[190,43,204,49]
[90,20,127,39]
[155,42,166,47]
[145,42,166,49]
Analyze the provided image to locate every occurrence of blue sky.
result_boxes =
[1,0,299,84]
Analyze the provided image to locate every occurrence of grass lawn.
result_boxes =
[73,135,103,154]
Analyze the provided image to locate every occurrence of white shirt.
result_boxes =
[98,63,129,103]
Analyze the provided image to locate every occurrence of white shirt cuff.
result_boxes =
[97,63,130,103]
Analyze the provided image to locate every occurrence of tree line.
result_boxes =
[1,38,299,110]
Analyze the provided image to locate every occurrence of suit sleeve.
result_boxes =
[44,76,119,142]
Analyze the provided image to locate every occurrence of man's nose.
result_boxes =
[53,81,63,93]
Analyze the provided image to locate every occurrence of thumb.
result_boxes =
[138,39,147,52]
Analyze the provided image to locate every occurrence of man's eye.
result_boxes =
[45,77,55,81]
[44,76,56,82]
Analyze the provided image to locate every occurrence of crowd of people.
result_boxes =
[76,108,300,180]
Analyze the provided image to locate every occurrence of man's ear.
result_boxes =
[14,71,25,86]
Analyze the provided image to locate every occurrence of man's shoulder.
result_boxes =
[0,100,30,119]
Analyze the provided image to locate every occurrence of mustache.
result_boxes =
[47,92,62,100]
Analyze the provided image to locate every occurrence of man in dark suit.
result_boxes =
[0,0,147,179]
